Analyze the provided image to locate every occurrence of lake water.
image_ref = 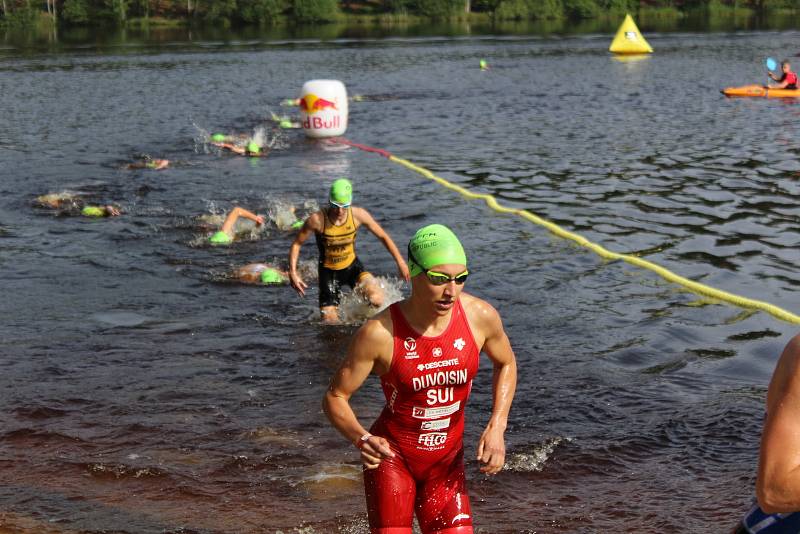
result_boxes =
[1,18,800,533]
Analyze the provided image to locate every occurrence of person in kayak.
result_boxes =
[288,178,409,324]
[768,60,798,90]
[322,224,517,534]
[732,333,800,533]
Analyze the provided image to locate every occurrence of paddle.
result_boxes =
[766,57,778,87]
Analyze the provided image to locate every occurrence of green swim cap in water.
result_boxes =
[260,268,284,285]
[291,219,304,230]
[407,224,467,277]
[82,206,105,217]
[279,120,293,129]
[329,178,352,207]
[209,231,233,245]
[247,142,261,155]
[211,133,227,142]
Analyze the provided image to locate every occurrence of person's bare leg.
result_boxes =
[357,275,385,308]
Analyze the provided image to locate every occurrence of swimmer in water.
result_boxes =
[209,133,268,157]
[208,206,266,245]
[288,178,410,324]
[35,192,121,217]
[126,158,170,170]
[233,263,289,285]
[734,333,800,533]
[322,224,517,534]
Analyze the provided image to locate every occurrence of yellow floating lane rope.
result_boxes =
[387,152,800,325]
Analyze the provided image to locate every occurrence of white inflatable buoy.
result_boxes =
[300,79,348,138]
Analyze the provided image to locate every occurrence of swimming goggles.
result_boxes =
[408,247,469,285]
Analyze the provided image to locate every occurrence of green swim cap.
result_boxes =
[329,178,352,207]
[211,133,227,142]
[260,268,284,285]
[82,206,105,217]
[408,224,467,277]
[279,120,293,129]
[247,142,261,155]
[209,231,233,245]
[291,219,304,230]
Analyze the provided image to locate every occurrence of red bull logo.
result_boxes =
[299,93,338,114]
[300,92,341,130]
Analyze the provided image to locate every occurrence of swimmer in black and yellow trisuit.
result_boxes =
[288,178,410,324]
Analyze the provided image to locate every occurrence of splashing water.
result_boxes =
[504,436,570,473]
[338,276,405,325]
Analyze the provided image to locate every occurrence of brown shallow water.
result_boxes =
[1,23,799,533]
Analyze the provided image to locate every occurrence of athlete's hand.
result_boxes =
[359,435,395,469]
[289,272,307,296]
[397,261,410,282]
[477,424,506,475]
[255,215,266,225]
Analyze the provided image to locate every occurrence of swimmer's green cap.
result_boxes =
[260,268,284,285]
[279,120,293,129]
[291,219,304,230]
[82,206,105,217]
[247,142,261,155]
[329,178,352,207]
[209,231,233,245]
[407,224,466,277]
[211,133,227,142]
[480,59,488,68]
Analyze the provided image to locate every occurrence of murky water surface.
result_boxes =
[1,23,800,533]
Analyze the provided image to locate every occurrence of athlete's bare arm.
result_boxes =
[220,207,265,234]
[352,207,410,282]
[463,294,517,476]
[288,211,323,297]
[323,312,396,469]
[757,334,800,512]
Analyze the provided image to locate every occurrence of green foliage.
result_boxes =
[601,0,632,12]
[291,0,340,22]
[412,0,464,19]
[1,5,40,27]
[563,0,598,19]
[62,0,91,23]
[240,0,287,24]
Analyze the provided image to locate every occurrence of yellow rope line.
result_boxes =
[389,154,800,325]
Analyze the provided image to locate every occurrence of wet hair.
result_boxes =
[782,60,791,67]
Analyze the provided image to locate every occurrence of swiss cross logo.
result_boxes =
[432,347,442,358]
[404,337,416,351]
[453,338,466,351]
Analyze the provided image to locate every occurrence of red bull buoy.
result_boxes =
[299,80,348,138]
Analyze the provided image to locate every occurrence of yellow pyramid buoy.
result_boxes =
[609,14,653,54]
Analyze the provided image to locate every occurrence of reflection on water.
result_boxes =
[1,20,800,534]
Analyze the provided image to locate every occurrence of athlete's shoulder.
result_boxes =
[350,206,374,223]
[305,210,325,231]
[459,293,503,332]
[354,306,395,348]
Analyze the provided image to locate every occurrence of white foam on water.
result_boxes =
[503,436,571,473]
[337,275,405,325]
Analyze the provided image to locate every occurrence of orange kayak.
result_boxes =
[722,84,800,98]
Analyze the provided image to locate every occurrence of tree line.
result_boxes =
[1,0,796,29]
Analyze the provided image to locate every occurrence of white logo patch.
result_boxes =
[453,338,466,351]
[417,358,459,372]
[411,401,461,419]
[432,347,443,358]
[404,337,416,351]
[421,418,451,431]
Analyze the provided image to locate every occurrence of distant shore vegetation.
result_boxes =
[1,0,798,30]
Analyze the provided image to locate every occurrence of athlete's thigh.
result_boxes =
[363,453,416,532]
[414,448,473,534]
